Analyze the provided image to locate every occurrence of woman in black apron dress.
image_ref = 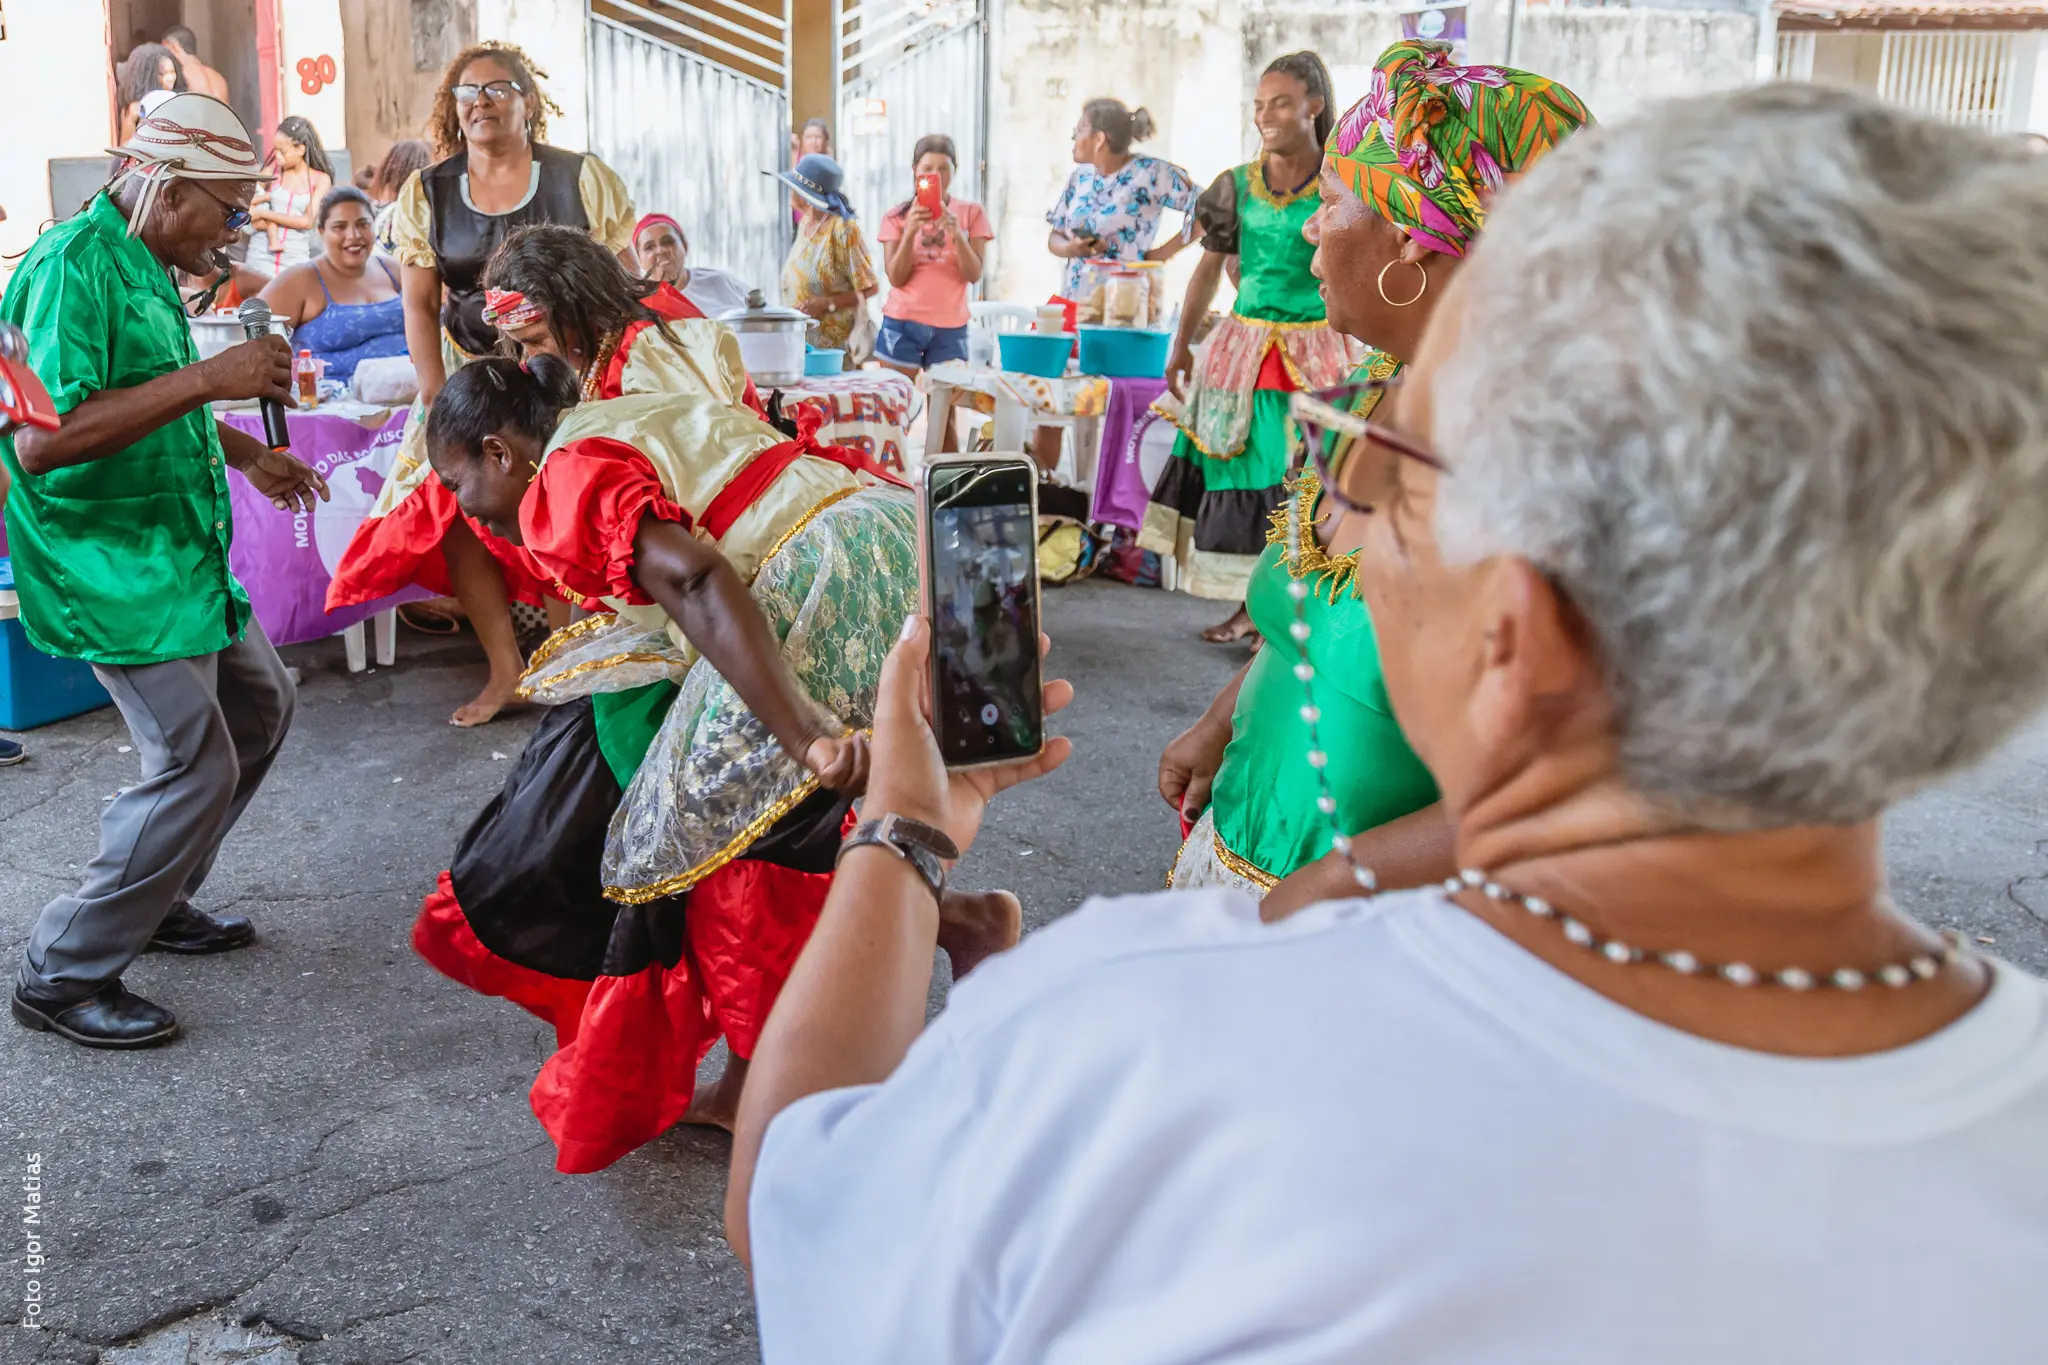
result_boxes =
[324,42,639,727]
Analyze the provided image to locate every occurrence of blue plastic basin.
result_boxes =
[804,347,845,376]
[997,332,1073,379]
[1077,326,1172,379]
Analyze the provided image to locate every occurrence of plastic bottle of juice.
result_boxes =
[294,349,319,408]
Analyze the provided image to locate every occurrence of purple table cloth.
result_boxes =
[223,407,430,647]
[1090,376,1169,530]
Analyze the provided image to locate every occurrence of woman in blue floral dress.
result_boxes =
[1045,99,1202,299]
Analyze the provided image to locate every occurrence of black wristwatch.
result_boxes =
[838,813,959,903]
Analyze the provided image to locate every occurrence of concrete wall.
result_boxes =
[480,0,592,150]
[982,0,1768,302]
[0,0,118,277]
[341,0,476,169]
[1510,8,1761,123]
[985,0,1246,304]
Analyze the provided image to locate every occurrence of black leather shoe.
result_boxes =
[12,980,178,1049]
[147,904,255,955]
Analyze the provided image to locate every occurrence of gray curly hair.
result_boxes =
[1432,84,2048,828]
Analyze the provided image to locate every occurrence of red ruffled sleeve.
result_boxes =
[519,437,692,606]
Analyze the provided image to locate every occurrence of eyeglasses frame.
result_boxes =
[1289,375,1450,513]
[452,79,526,106]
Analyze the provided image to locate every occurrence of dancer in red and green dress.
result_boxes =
[411,355,1016,1172]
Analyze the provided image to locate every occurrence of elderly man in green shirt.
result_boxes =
[3,95,328,1049]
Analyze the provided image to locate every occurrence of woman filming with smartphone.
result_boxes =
[875,135,994,411]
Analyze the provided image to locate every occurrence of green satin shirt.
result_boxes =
[0,191,249,665]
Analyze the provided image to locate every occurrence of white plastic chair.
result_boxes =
[340,608,397,673]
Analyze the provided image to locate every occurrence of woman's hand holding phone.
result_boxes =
[866,616,1073,856]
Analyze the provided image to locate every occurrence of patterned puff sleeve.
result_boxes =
[386,170,435,269]
[577,155,639,256]
[519,438,692,606]
[1194,168,1240,256]
[1045,167,1086,233]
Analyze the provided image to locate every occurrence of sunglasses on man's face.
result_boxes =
[189,181,252,232]
[453,79,524,105]
[1289,376,1449,513]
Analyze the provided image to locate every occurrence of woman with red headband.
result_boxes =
[409,355,1017,1171]
[326,226,765,675]
[341,42,638,728]
[481,225,762,412]
[632,212,752,318]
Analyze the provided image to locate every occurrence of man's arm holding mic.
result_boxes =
[13,335,294,474]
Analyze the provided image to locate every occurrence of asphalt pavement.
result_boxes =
[2,576,2044,1363]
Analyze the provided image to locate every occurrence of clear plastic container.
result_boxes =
[1078,260,1166,328]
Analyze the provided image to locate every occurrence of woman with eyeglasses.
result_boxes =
[327,42,638,727]
[254,187,406,384]
[1159,41,1590,910]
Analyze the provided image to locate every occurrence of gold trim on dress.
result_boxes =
[1228,312,1333,333]
[1147,397,1242,459]
[522,611,622,676]
[1245,159,1318,210]
[604,775,824,903]
[1213,830,1280,890]
[1267,472,1358,603]
[752,484,861,582]
[516,651,679,700]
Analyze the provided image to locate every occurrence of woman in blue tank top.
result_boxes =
[256,187,407,384]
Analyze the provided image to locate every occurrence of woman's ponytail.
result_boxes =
[425,355,581,463]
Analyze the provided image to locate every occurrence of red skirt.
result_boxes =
[410,696,850,1173]
[326,472,550,612]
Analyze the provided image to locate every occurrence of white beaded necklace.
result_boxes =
[1280,488,1966,992]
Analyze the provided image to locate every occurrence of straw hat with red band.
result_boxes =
[104,92,272,238]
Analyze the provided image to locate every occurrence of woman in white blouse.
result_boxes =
[726,86,2048,1364]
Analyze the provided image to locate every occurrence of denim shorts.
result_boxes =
[875,317,969,369]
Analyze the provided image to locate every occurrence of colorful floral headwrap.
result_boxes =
[1326,40,1591,258]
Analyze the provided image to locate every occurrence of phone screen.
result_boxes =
[925,462,1043,767]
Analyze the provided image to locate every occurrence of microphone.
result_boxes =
[236,298,291,452]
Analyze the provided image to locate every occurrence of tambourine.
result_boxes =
[0,323,60,439]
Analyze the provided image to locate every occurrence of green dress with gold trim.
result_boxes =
[1140,160,1355,602]
[1168,354,1437,891]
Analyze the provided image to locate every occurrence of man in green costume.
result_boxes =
[3,95,328,1049]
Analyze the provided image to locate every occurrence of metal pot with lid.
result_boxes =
[716,289,812,387]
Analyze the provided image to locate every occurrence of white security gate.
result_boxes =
[1876,32,2026,130]
[836,0,986,281]
[588,2,791,302]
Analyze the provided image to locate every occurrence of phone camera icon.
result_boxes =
[980,703,1001,726]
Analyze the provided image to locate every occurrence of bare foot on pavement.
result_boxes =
[1199,605,1255,645]
[682,1057,749,1132]
[451,675,525,728]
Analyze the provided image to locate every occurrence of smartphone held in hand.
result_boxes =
[918,457,1045,769]
[916,172,944,219]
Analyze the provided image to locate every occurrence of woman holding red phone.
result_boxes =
[876,135,994,403]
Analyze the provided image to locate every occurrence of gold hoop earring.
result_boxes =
[1377,258,1429,308]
